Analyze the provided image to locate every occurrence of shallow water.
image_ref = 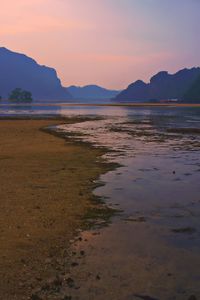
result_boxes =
[1,104,200,299]
[56,107,200,299]
[57,108,200,239]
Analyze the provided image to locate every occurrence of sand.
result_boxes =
[0,118,108,300]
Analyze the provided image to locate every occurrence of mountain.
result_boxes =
[114,68,200,102]
[67,85,120,100]
[0,47,72,101]
[183,75,200,103]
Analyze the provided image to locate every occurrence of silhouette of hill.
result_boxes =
[183,75,200,103]
[114,68,200,102]
[0,47,72,101]
[67,85,120,100]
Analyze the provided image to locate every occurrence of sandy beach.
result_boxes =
[0,117,111,300]
[0,112,200,300]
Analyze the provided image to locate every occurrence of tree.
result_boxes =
[9,88,33,102]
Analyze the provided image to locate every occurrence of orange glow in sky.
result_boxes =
[1,0,200,89]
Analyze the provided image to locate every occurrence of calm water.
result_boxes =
[56,106,200,300]
[1,104,200,299]
[56,107,200,246]
[1,104,200,240]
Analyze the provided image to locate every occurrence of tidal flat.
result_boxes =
[0,107,200,300]
[51,108,200,300]
[0,117,115,300]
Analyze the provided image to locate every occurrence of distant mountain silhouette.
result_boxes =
[114,68,200,102]
[183,75,200,103]
[67,85,120,100]
[0,47,72,101]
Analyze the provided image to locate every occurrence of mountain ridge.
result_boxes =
[0,47,72,101]
[183,75,200,103]
[67,84,120,100]
[114,67,200,103]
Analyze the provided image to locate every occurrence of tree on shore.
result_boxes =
[9,88,33,102]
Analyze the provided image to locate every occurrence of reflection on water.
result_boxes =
[1,104,200,298]
[2,103,199,245]
[1,102,200,119]
[56,107,200,299]
[57,108,200,245]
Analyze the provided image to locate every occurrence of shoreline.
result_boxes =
[41,113,200,300]
[0,116,115,300]
[1,113,199,299]
[0,102,200,108]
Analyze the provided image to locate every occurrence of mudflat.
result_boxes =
[0,118,107,300]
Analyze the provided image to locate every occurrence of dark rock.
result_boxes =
[31,294,41,300]
[188,296,197,300]
[63,296,72,300]
[53,276,62,287]
[124,216,146,223]
[134,295,159,300]
[41,283,50,291]
[172,227,196,234]
[20,258,26,264]
[96,274,101,280]
[71,262,79,267]
[35,277,42,282]
[66,277,75,288]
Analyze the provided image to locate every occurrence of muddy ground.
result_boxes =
[0,118,112,300]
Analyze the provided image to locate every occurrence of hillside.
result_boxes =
[183,75,200,103]
[0,47,72,101]
[67,85,120,100]
[114,68,200,102]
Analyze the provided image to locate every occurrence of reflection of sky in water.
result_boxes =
[1,103,200,238]
[57,109,200,248]
[1,103,200,292]
[0,103,200,121]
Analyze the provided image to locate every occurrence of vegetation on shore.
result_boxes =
[9,87,33,102]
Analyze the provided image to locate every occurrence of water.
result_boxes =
[56,108,200,243]
[0,102,118,116]
[1,104,200,299]
[55,106,200,299]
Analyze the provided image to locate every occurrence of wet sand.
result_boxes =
[52,113,200,300]
[64,221,200,300]
[0,118,112,300]
[1,113,200,300]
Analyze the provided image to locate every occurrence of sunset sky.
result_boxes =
[1,0,200,89]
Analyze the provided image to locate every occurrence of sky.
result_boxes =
[0,0,200,89]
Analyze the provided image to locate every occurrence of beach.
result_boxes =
[0,109,200,300]
[0,117,111,300]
